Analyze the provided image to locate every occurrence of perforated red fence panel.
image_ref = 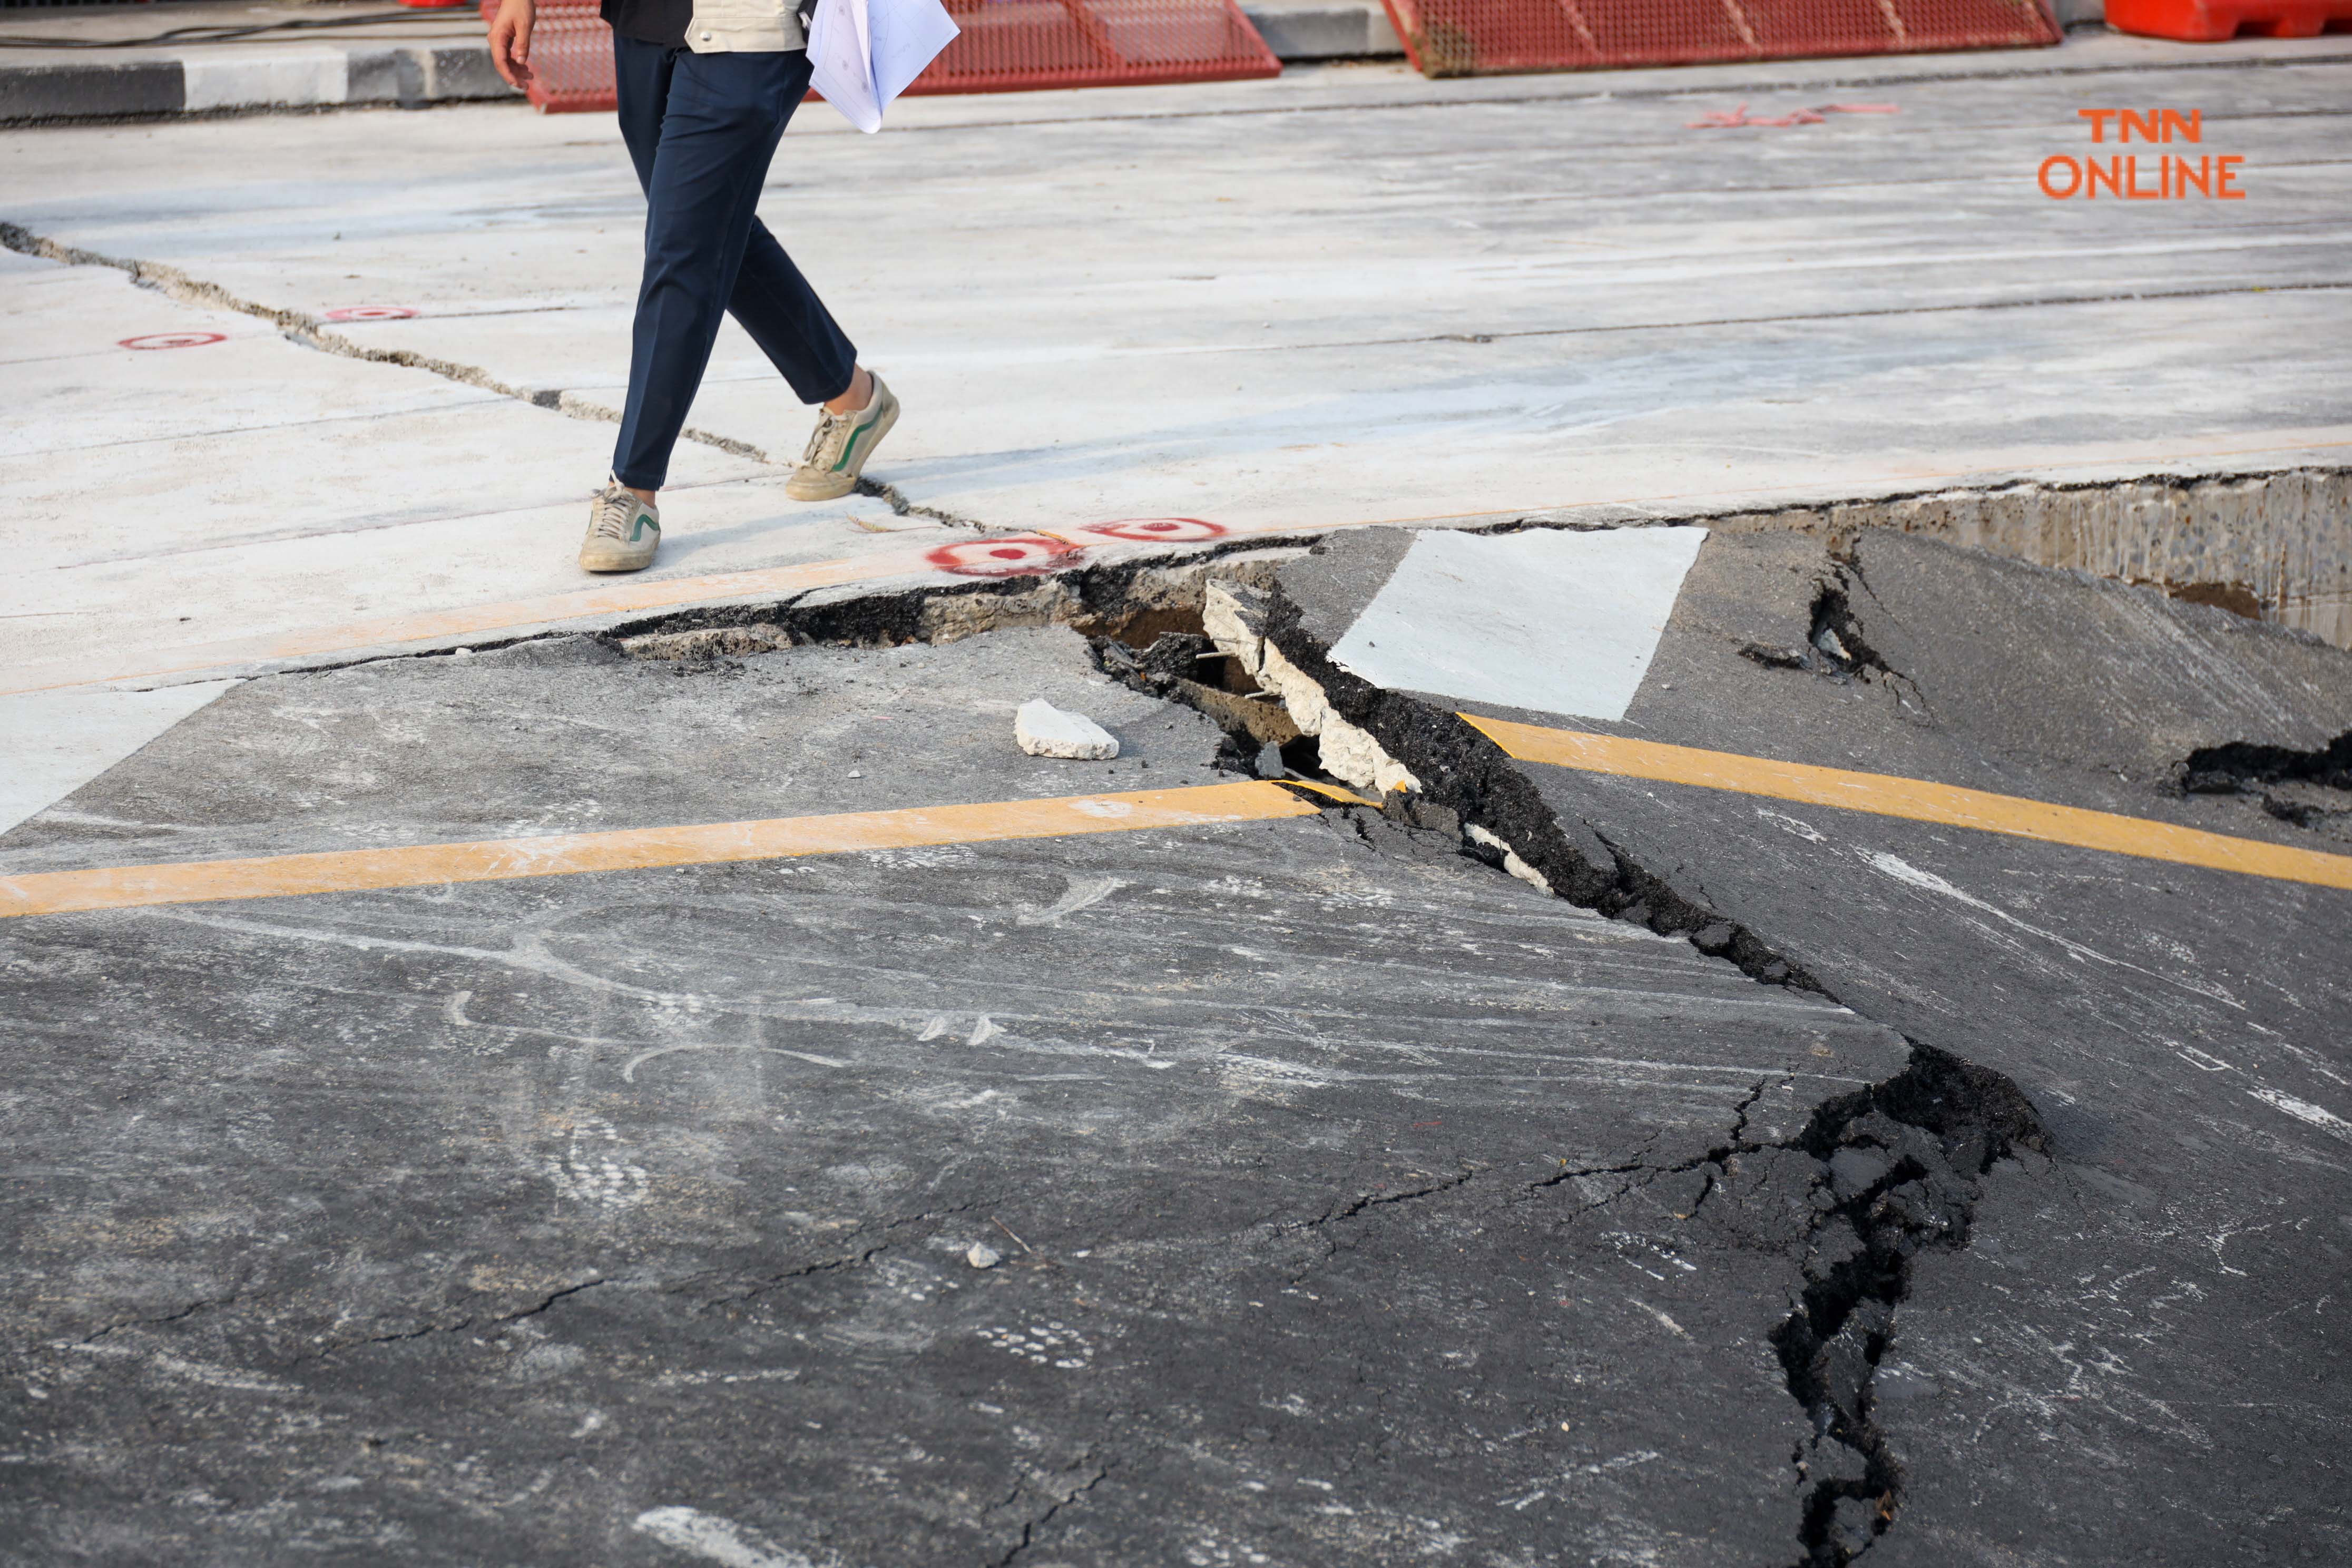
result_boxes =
[484,0,618,111]
[911,0,1279,92]
[483,0,1278,114]
[1378,0,2057,76]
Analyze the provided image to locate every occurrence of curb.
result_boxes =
[0,43,518,122]
[1243,0,1403,60]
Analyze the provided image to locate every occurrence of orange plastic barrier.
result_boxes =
[1377,0,2059,76]
[2106,0,2350,36]
[483,0,1279,114]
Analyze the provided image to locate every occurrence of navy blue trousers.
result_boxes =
[611,37,858,491]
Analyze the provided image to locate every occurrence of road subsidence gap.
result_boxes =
[1192,565,2059,1568]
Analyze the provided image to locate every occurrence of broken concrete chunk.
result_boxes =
[1015,700,1119,760]
[1202,580,1269,670]
[1465,823,1553,894]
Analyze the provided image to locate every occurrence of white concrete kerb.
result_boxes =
[181,50,352,111]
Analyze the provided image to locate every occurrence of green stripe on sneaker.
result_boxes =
[832,420,870,473]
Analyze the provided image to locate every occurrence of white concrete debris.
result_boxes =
[966,1243,1003,1269]
[1015,700,1119,760]
[1206,580,1422,797]
[1466,823,1555,895]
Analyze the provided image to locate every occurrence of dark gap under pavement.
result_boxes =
[2182,726,2352,829]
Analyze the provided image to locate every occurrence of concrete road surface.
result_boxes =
[3,23,2350,1568]
[5,34,2351,703]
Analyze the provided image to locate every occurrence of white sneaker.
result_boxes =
[580,481,660,573]
[787,373,900,502]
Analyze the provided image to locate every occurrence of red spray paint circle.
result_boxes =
[322,306,419,322]
[1086,517,1227,543]
[119,332,226,351]
[926,535,1085,579]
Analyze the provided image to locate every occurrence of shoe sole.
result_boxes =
[580,528,659,573]
[788,394,900,502]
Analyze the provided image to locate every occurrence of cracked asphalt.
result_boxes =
[7,622,1922,1565]
[1242,523,2352,1565]
[4,522,2346,1566]
[5,27,2352,1568]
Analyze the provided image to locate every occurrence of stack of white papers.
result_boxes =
[808,0,960,133]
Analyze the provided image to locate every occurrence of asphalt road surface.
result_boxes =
[1244,522,2352,1566]
[4,524,2346,1566]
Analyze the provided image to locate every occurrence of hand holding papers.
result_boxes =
[807,0,959,133]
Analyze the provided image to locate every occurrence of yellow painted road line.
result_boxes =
[1463,715,2352,893]
[0,782,1324,920]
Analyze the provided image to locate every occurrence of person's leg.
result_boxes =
[580,34,677,573]
[610,34,673,197]
[609,48,811,495]
[728,219,858,408]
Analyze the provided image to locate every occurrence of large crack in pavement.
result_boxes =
[4,606,1947,1561]
[1766,1045,2047,1566]
[0,219,999,530]
[1050,554,2076,1565]
[1196,571,1830,994]
[1182,543,2070,1567]
[11,431,2343,1556]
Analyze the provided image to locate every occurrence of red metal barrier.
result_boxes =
[484,0,1278,114]
[917,0,1280,91]
[1377,0,2059,76]
[488,0,621,110]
